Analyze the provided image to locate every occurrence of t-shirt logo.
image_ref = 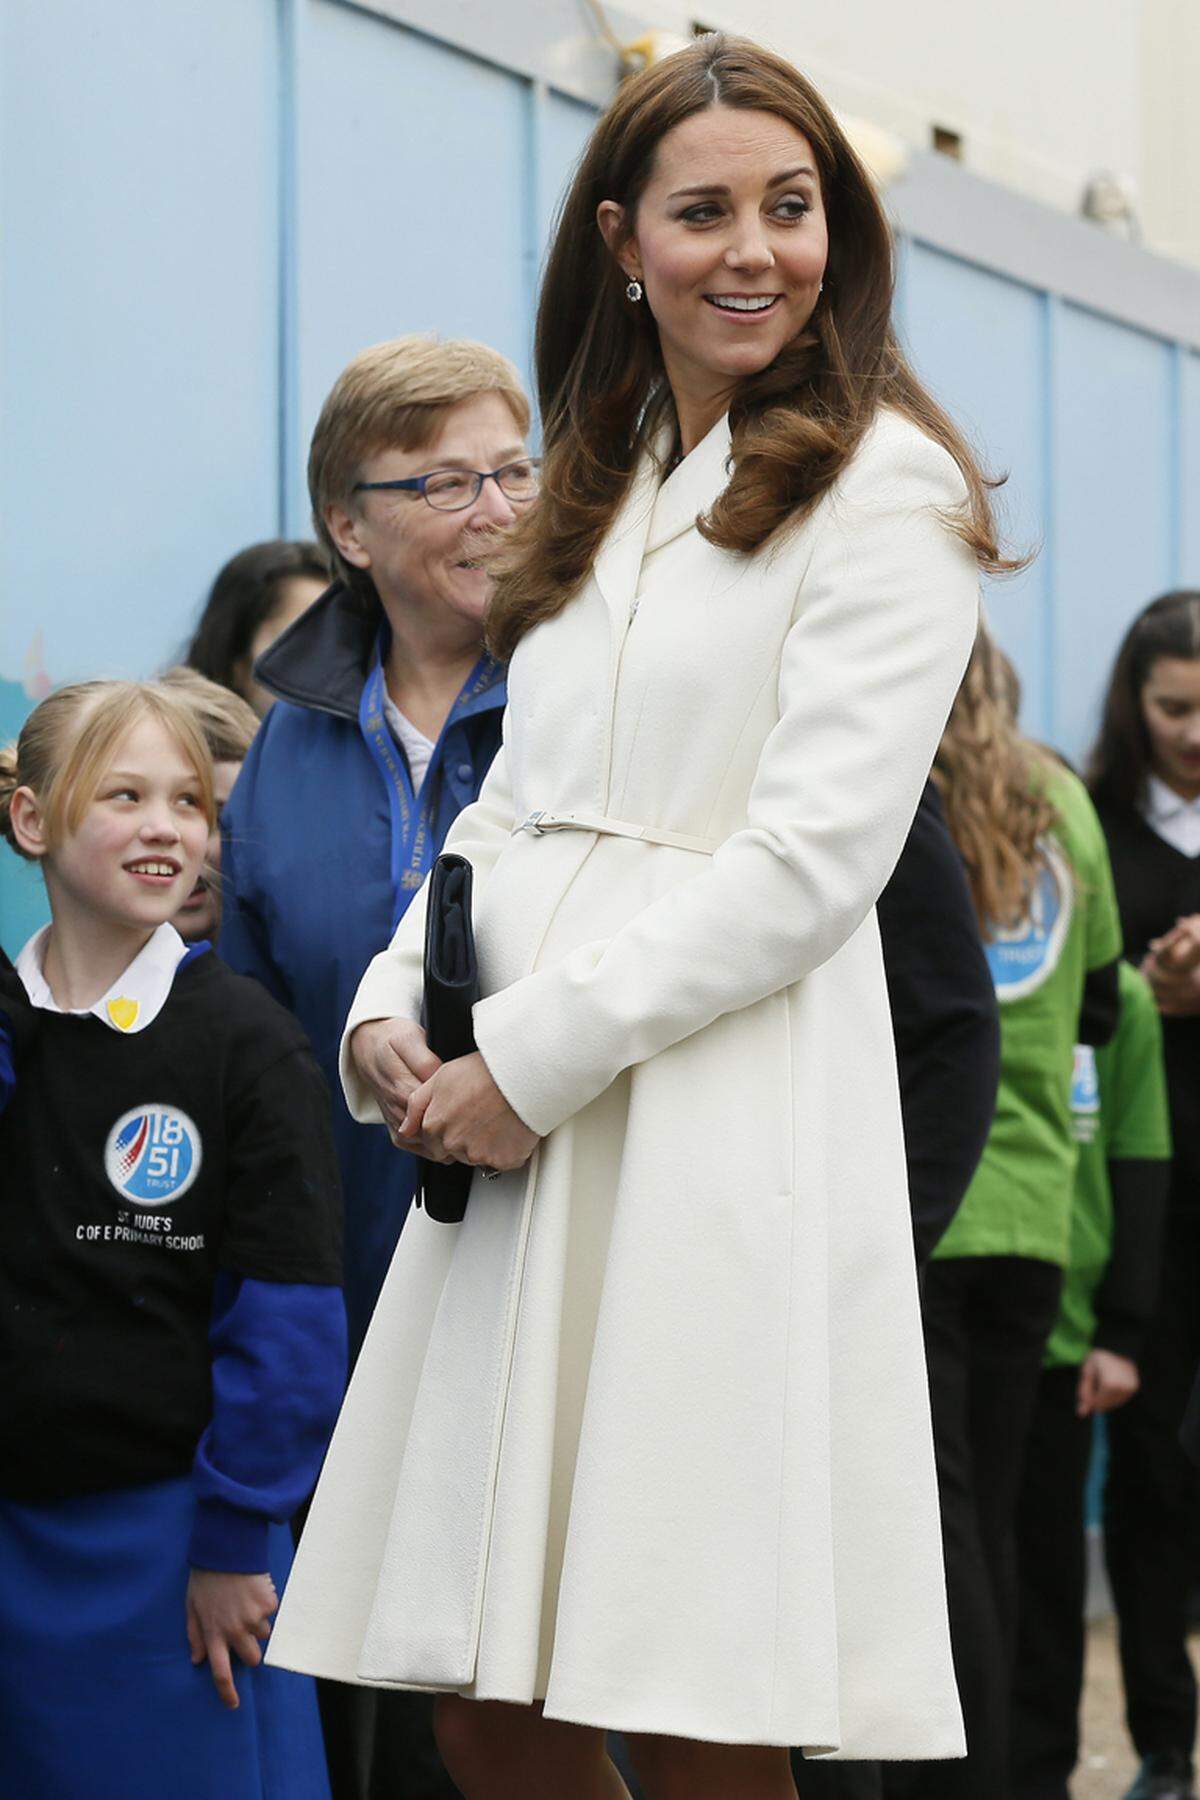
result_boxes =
[1070,1045,1101,1143]
[104,1105,202,1206]
[985,839,1074,1002]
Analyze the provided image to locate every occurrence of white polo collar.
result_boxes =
[15,922,191,1033]
[1145,774,1200,822]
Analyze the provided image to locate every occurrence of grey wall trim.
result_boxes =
[329,0,646,106]
[890,149,1200,351]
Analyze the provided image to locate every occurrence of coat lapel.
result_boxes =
[643,412,733,556]
[592,412,733,623]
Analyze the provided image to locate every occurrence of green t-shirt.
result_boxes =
[1044,963,1171,1367]
[935,763,1123,1266]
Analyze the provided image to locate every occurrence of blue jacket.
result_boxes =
[220,581,506,1356]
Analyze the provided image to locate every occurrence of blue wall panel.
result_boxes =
[1051,306,1175,759]
[1181,350,1200,584]
[0,0,280,686]
[900,242,1051,734]
[292,1,532,529]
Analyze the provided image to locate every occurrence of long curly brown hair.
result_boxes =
[933,630,1059,934]
[487,32,1018,662]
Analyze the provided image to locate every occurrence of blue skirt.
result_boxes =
[0,1477,331,1800]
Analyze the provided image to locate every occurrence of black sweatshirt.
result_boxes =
[0,951,343,1502]
[1096,804,1200,1207]
[878,782,1001,1265]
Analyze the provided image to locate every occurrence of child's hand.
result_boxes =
[1076,1348,1140,1418]
[1148,915,1200,975]
[186,1568,278,1710]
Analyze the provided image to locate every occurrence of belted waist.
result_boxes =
[515,809,719,856]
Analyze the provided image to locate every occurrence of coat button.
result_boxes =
[456,762,473,782]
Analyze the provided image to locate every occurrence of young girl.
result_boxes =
[0,680,345,1800]
[1087,589,1200,1800]
[915,630,1123,1800]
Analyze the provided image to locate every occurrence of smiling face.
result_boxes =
[599,105,828,441]
[1141,656,1200,800]
[325,391,533,636]
[40,715,210,935]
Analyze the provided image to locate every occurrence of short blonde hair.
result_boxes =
[308,334,531,595]
[0,681,216,863]
[160,666,260,763]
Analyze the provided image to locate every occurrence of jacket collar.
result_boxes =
[644,411,732,556]
[255,579,379,720]
[593,412,733,624]
[254,579,506,723]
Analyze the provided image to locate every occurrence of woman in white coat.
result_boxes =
[268,35,1011,1799]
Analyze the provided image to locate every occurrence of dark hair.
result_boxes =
[184,540,328,696]
[1086,590,1200,817]
[487,31,1017,662]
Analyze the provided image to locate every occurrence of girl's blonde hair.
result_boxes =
[0,681,215,863]
[932,630,1059,933]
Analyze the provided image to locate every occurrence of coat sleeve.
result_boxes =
[472,431,981,1137]
[338,730,517,1121]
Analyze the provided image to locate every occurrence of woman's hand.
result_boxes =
[403,1052,540,1173]
[349,1018,441,1136]
[1076,1349,1140,1418]
[185,1568,278,1710]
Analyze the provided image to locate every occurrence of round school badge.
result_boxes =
[984,838,1074,1003]
[104,1104,202,1207]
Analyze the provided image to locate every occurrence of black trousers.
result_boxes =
[885,1255,1064,1800]
[1010,1364,1093,1800]
[1105,1206,1200,1760]
[316,1683,462,1800]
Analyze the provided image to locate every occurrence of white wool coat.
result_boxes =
[267,407,978,1758]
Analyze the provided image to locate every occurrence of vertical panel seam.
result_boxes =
[1168,341,1184,585]
[277,0,301,535]
[1040,292,1059,745]
[523,81,546,412]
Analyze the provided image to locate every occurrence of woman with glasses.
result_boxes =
[270,35,1010,1800]
[217,333,535,1800]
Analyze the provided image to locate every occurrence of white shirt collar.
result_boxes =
[15,922,191,1033]
[1141,774,1200,858]
[1145,773,1200,822]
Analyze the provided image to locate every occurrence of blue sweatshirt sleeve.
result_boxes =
[0,1016,15,1116]
[189,1271,348,1571]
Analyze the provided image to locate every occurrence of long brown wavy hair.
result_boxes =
[933,629,1059,934]
[1087,589,1200,818]
[487,32,1016,661]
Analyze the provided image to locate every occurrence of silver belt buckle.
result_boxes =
[520,810,547,836]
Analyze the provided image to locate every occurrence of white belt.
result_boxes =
[516,809,719,856]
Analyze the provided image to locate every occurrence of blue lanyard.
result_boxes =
[358,634,501,931]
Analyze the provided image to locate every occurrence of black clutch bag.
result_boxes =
[418,853,479,1224]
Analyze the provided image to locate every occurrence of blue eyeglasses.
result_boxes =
[353,458,541,513]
